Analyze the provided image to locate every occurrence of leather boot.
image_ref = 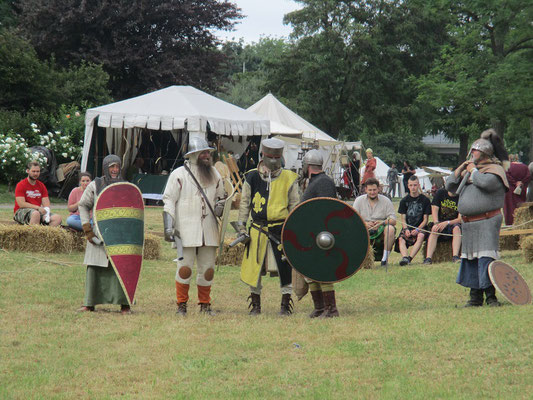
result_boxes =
[120,305,131,314]
[321,291,339,317]
[176,302,187,315]
[309,290,325,318]
[77,306,95,312]
[199,303,215,315]
[247,293,261,315]
[464,288,483,307]
[279,293,294,316]
[484,286,501,307]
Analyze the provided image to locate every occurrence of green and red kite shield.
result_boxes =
[94,182,144,305]
[282,197,369,283]
[489,260,531,305]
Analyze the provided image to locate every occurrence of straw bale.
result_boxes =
[143,234,161,260]
[499,234,520,251]
[513,203,533,229]
[521,235,533,262]
[361,243,375,269]
[216,236,243,266]
[0,224,77,253]
[420,240,453,263]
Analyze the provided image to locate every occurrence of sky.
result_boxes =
[215,0,302,43]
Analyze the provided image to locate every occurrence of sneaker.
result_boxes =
[399,257,410,266]
[452,256,461,263]
[423,257,432,265]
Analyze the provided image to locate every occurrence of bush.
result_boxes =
[0,133,48,185]
[32,123,82,164]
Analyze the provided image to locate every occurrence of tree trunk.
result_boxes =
[459,133,469,162]
[491,119,506,139]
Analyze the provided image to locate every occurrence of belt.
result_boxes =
[462,209,501,223]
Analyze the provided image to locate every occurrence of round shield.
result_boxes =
[488,260,531,305]
[282,197,369,283]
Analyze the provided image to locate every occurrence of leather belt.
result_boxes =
[462,209,501,223]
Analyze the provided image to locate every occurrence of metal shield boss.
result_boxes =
[282,197,369,283]
[488,260,531,305]
[94,182,145,305]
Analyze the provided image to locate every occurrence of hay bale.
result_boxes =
[513,203,533,229]
[499,234,520,251]
[231,193,241,210]
[143,234,161,260]
[521,235,533,262]
[421,240,453,263]
[216,236,244,266]
[362,243,375,269]
[0,224,77,253]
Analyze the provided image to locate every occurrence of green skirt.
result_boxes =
[84,263,128,306]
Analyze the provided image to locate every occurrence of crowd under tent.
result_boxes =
[247,93,337,142]
[80,86,270,199]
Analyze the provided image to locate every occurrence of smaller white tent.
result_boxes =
[247,93,337,142]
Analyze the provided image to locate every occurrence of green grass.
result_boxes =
[1,216,532,399]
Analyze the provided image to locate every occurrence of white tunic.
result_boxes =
[79,181,108,267]
[163,162,225,247]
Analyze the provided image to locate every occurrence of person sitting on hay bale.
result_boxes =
[353,178,396,267]
[77,155,131,314]
[423,188,462,265]
[396,175,431,266]
[13,161,62,227]
[66,172,92,231]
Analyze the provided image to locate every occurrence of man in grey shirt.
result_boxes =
[446,129,509,307]
[353,178,396,266]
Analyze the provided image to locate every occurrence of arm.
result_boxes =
[78,183,95,225]
[471,170,504,193]
[400,214,410,236]
[15,196,45,214]
[237,181,252,226]
[287,180,300,212]
[67,189,79,213]
[162,172,181,222]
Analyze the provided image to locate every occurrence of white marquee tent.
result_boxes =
[81,86,271,171]
[247,93,337,142]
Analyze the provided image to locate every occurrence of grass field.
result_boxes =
[1,199,532,399]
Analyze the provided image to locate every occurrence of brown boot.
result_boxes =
[199,303,216,315]
[176,302,187,316]
[120,305,131,314]
[247,293,261,315]
[321,291,339,318]
[309,290,325,318]
[279,293,294,316]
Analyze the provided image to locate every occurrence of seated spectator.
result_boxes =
[13,161,62,226]
[67,172,92,231]
[423,188,462,264]
[396,176,431,266]
[353,178,396,266]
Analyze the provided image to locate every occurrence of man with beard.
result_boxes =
[14,161,62,226]
[77,155,131,313]
[300,149,340,317]
[446,129,509,307]
[353,178,396,266]
[236,138,300,316]
[163,137,226,315]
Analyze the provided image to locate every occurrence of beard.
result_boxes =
[197,158,214,185]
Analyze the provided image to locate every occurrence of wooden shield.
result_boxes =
[94,182,144,306]
[489,260,531,305]
[217,179,236,264]
[282,197,369,283]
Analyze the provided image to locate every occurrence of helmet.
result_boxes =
[185,137,214,158]
[302,149,323,172]
[102,154,123,186]
[261,138,285,171]
[470,138,494,157]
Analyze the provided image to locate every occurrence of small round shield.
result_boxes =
[282,197,369,283]
[488,260,531,305]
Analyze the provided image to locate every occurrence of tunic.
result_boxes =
[503,162,531,225]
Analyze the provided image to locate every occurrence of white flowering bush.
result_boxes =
[0,133,48,185]
[32,123,82,164]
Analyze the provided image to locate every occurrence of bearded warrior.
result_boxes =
[162,137,226,315]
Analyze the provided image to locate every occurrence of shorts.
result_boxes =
[427,222,461,242]
[14,208,54,225]
[396,228,427,249]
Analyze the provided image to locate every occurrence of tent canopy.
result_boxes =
[82,86,271,170]
[247,93,337,142]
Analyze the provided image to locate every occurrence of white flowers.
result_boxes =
[62,152,68,158]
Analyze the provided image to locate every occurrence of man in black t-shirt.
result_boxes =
[423,188,462,264]
[397,176,431,265]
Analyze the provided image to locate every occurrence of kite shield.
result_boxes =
[94,182,144,306]
[282,197,369,283]
[488,260,531,305]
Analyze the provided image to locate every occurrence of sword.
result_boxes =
[250,223,281,245]
[174,236,184,261]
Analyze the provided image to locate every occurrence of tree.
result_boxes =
[16,0,242,100]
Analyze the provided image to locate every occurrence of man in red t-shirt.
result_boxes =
[13,161,62,226]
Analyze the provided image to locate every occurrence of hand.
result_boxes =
[410,229,418,236]
[164,227,175,242]
[404,229,411,237]
[517,181,522,187]
[466,162,476,173]
[82,223,101,246]
[432,222,446,233]
[37,206,46,215]
[214,199,225,217]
